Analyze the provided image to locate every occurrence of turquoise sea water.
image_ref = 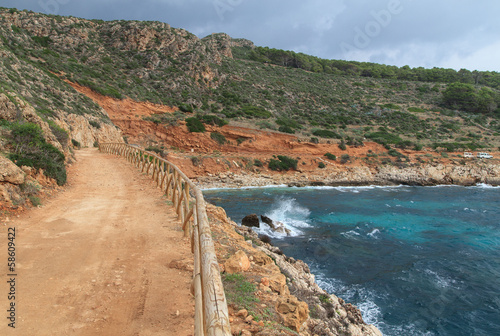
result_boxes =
[203,185,500,336]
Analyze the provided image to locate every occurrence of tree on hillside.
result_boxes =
[442,83,499,114]
[442,83,478,112]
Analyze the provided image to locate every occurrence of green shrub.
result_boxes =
[365,131,403,145]
[29,196,42,207]
[312,129,342,139]
[89,120,101,129]
[382,103,401,110]
[325,153,336,160]
[239,105,272,119]
[185,117,205,132]
[268,155,298,171]
[179,104,194,112]
[8,123,66,185]
[278,125,295,134]
[47,120,69,148]
[310,137,319,144]
[388,149,403,157]
[210,132,227,145]
[253,159,263,167]
[145,145,162,154]
[32,36,52,47]
[318,162,326,169]
[71,139,81,148]
[199,114,228,127]
[340,154,350,163]
[276,117,301,130]
[338,139,347,151]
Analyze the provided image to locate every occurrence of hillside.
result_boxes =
[0,7,499,211]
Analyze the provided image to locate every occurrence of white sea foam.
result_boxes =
[255,196,311,238]
[424,269,458,289]
[341,230,361,239]
[367,229,381,238]
[358,299,382,325]
[474,183,500,189]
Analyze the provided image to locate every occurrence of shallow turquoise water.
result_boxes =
[204,185,500,336]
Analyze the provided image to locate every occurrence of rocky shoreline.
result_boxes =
[195,161,500,189]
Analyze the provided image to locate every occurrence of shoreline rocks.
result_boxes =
[195,161,500,190]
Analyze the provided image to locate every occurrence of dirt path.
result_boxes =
[0,148,195,336]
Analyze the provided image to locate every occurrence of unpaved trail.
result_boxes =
[0,148,194,335]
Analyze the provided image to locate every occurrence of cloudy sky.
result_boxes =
[2,0,499,72]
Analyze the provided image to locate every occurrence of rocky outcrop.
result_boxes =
[224,250,251,274]
[0,156,25,185]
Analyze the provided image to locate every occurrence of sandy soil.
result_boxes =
[0,148,194,336]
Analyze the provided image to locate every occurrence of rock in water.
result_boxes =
[274,221,292,236]
[242,214,259,228]
[260,215,276,229]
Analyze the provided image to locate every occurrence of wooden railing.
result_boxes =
[99,143,231,336]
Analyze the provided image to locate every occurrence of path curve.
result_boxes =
[0,148,194,335]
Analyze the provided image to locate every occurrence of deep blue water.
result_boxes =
[203,185,500,336]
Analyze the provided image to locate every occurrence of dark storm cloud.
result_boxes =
[1,0,499,71]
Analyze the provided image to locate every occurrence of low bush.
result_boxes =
[238,105,272,119]
[185,117,205,132]
[179,104,194,112]
[365,131,403,145]
[145,145,162,154]
[71,139,81,148]
[325,153,336,160]
[340,154,350,163]
[9,122,67,185]
[199,114,228,127]
[318,162,326,169]
[338,139,347,151]
[253,159,263,167]
[89,120,101,129]
[278,125,295,134]
[312,129,342,139]
[268,155,298,171]
[210,132,227,145]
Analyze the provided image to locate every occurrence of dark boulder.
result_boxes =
[242,214,259,228]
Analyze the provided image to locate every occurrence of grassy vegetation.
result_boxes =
[222,273,258,309]
[8,122,67,185]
